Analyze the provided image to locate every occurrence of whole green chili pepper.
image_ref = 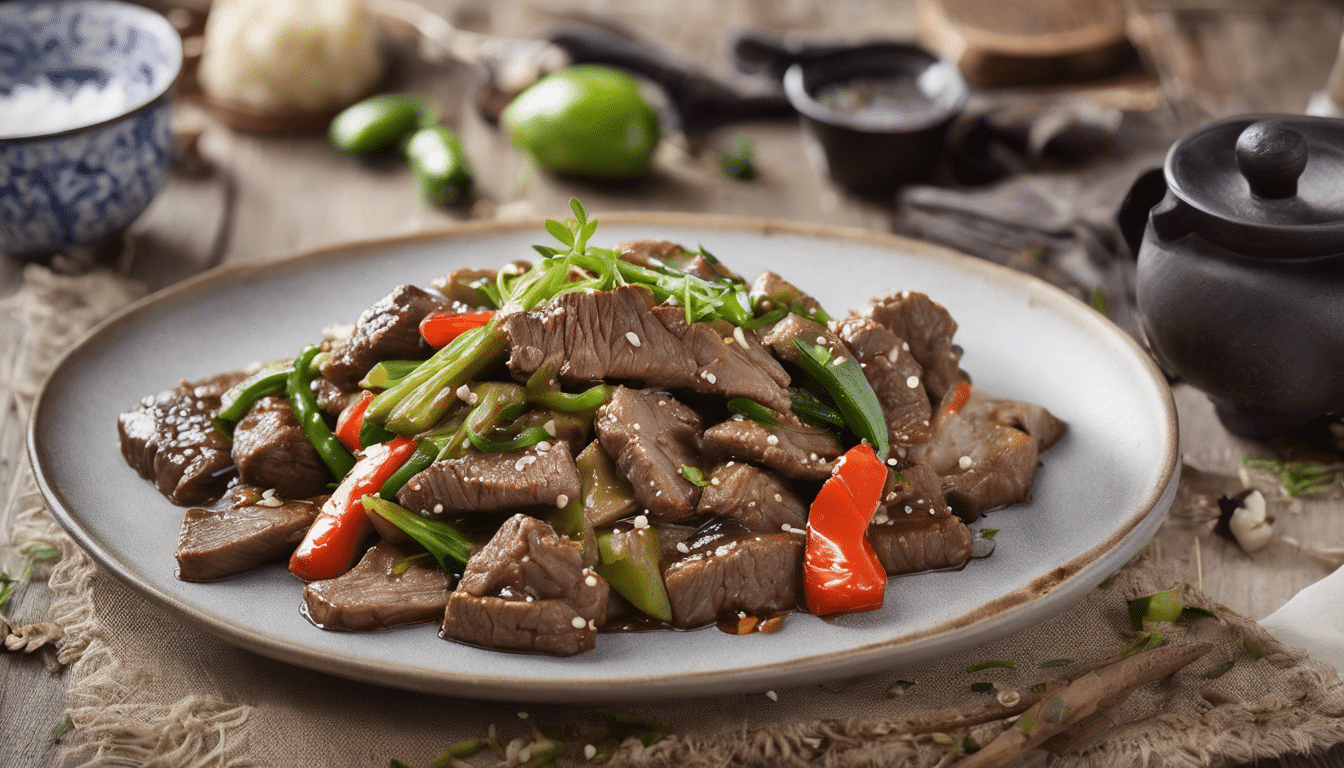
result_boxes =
[213,366,291,438]
[405,125,474,206]
[287,344,355,479]
[329,93,438,155]
[793,338,889,461]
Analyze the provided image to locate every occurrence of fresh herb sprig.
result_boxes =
[1242,457,1344,498]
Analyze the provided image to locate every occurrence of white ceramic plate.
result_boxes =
[30,214,1177,703]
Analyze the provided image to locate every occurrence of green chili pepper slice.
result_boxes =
[793,338,889,461]
[523,368,613,413]
[361,496,472,571]
[726,398,779,427]
[213,366,291,438]
[789,387,846,429]
[596,526,672,623]
[467,423,552,452]
[287,344,355,479]
[367,321,509,434]
[360,359,424,390]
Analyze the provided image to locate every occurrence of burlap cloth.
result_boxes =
[4,264,1344,768]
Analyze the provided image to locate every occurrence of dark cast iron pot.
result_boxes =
[1119,114,1344,438]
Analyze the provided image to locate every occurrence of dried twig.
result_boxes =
[953,643,1212,768]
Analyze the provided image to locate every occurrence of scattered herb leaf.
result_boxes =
[1241,457,1344,498]
[967,659,1016,673]
[431,738,486,767]
[679,466,710,487]
[1090,288,1108,315]
[719,137,758,181]
[1116,630,1165,659]
[1205,660,1236,679]
[521,737,565,768]
[978,528,999,540]
[389,760,411,768]
[1128,590,1184,630]
[0,571,16,614]
[1038,659,1072,669]
[970,682,995,693]
[889,680,916,696]
[1015,712,1037,734]
[53,713,72,742]
[958,736,981,755]
[1031,683,1048,694]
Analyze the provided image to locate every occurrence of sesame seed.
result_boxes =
[676,542,690,553]
[633,423,641,431]
[585,744,598,760]
[515,455,537,471]
[833,357,846,366]
[411,484,421,491]
[816,336,827,344]
[571,617,586,629]
[585,575,597,587]
[887,458,898,466]
[781,523,792,532]
[906,375,919,388]
[902,341,910,351]
[556,494,569,508]
[519,710,532,719]
[588,619,597,630]
[766,435,779,446]
[433,503,444,514]
[456,384,474,403]
[905,505,913,514]
[521,555,530,563]
[765,690,778,701]
[704,372,717,384]
[536,440,552,452]
[543,420,557,437]
[733,326,749,348]
[634,515,649,529]
[626,331,642,347]
[959,455,973,470]
[710,477,721,486]
[774,493,783,503]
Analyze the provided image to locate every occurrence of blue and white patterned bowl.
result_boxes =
[0,1,182,256]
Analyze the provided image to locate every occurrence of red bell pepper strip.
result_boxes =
[289,436,419,581]
[335,390,377,451]
[804,443,888,616]
[419,310,494,348]
[945,380,972,417]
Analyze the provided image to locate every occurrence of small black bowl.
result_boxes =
[783,43,968,194]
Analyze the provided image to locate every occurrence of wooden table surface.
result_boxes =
[3,1,1344,766]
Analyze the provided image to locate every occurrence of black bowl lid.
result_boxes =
[1166,114,1344,257]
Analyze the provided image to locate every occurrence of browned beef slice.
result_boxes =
[431,267,497,308]
[505,285,697,386]
[119,373,244,505]
[663,531,803,628]
[616,239,740,282]
[702,419,841,481]
[311,377,353,419]
[865,291,964,401]
[832,316,933,446]
[757,313,846,367]
[750,271,827,321]
[174,485,322,581]
[697,462,807,532]
[231,396,331,499]
[397,443,581,516]
[304,543,453,631]
[908,391,1064,519]
[877,463,953,520]
[868,516,973,575]
[652,309,792,413]
[321,285,450,389]
[443,514,608,656]
[595,388,703,521]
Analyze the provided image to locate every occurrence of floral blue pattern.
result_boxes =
[0,1,181,255]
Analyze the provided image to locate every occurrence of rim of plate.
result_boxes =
[27,213,1179,701]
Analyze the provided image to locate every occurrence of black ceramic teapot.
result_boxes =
[1120,114,1344,438]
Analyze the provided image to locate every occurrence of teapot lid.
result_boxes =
[1165,114,1344,257]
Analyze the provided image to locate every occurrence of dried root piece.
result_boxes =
[3,620,64,653]
[954,642,1211,768]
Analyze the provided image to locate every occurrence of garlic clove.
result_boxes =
[1229,490,1274,553]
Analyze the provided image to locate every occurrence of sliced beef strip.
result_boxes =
[397,442,581,517]
[320,285,450,390]
[652,309,792,413]
[311,376,354,419]
[757,313,846,367]
[174,485,323,581]
[831,316,933,446]
[119,373,244,505]
[443,514,608,656]
[615,239,740,282]
[696,462,807,533]
[908,390,1065,520]
[865,291,964,401]
[663,529,803,628]
[431,267,497,308]
[701,418,841,482]
[868,515,973,576]
[750,271,827,321]
[303,543,453,631]
[231,395,331,500]
[876,462,953,521]
[594,387,703,522]
[505,285,697,386]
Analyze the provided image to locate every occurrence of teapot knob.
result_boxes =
[1236,120,1308,199]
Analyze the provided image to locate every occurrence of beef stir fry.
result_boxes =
[118,201,1064,656]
